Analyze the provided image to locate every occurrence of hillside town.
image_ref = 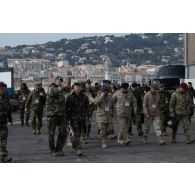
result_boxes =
[0,33,184,90]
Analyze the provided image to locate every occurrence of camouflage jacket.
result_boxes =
[112,90,137,117]
[62,87,71,96]
[2,94,12,122]
[158,90,170,114]
[92,86,100,98]
[94,94,115,123]
[83,89,96,113]
[0,96,9,123]
[46,83,66,117]
[143,91,160,117]
[26,89,46,111]
[16,89,31,108]
[66,91,89,121]
[169,88,193,116]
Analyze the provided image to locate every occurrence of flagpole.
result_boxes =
[184,33,189,79]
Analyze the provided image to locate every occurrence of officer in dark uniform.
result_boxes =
[66,82,89,156]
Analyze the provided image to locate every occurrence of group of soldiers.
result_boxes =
[0,76,195,162]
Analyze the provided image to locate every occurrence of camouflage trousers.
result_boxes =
[0,123,8,159]
[86,110,93,137]
[70,119,85,149]
[97,122,112,139]
[47,116,67,152]
[144,116,162,137]
[118,115,131,142]
[160,113,168,132]
[32,109,43,130]
[128,112,143,134]
[173,114,190,136]
[20,107,30,124]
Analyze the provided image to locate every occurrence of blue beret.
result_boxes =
[100,85,109,92]
[121,83,129,89]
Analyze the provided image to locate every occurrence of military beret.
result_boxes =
[121,83,129,89]
[100,85,109,93]
[179,83,188,90]
[74,82,82,87]
[103,80,111,84]
[55,76,63,82]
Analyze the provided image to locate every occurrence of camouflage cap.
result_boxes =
[55,76,63,82]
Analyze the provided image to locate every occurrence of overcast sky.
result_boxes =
[0,33,128,47]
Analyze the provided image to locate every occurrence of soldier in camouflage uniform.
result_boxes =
[169,83,194,144]
[158,83,171,136]
[61,81,72,147]
[16,83,31,126]
[128,82,144,136]
[83,79,96,141]
[25,83,46,135]
[103,80,117,140]
[143,83,166,145]
[66,82,89,156]
[112,83,137,145]
[46,76,67,156]
[94,85,115,148]
[0,82,12,163]
[2,84,13,125]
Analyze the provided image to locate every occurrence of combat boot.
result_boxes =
[32,129,36,135]
[185,135,193,144]
[102,138,108,148]
[117,139,126,145]
[125,138,131,145]
[21,120,24,126]
[55,150,65,156]
[26,121,29,127]
[72,148,82,156]
[81,135,88,144]
[163,130,168,136]
[36,129,41,135]
[171,135,176,143]
[143,135,148,144]
[138,130,143,136]
[0,156,12,163]
[158,135,166,145]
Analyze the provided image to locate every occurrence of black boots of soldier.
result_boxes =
[32,129,41,135]
[0,155,12,163]
[21,120,29,127]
